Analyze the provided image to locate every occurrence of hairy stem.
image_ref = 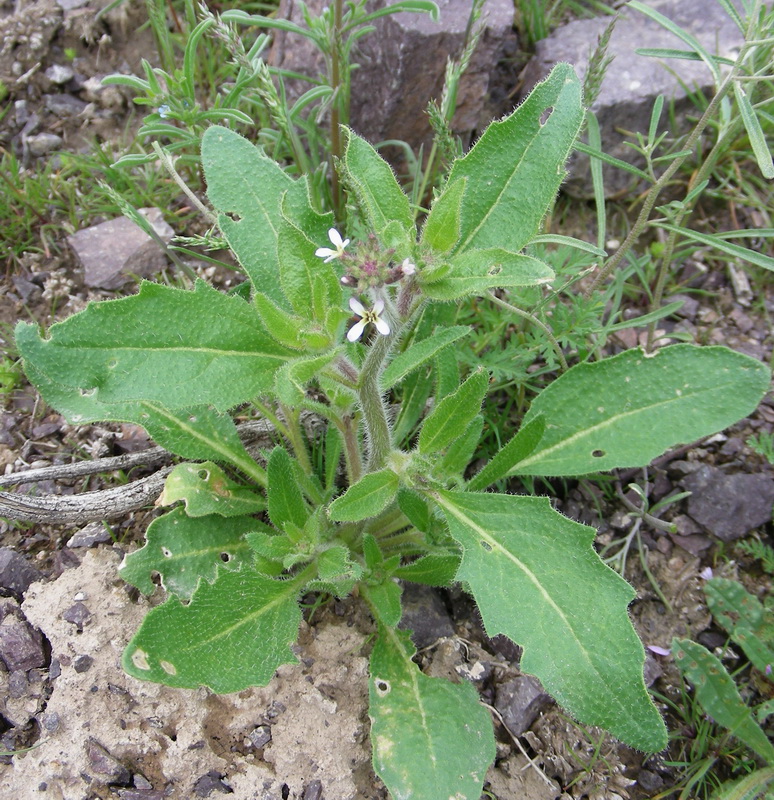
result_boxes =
[337,413,363,485]
[359,330,394,471]
[281,403,313,476]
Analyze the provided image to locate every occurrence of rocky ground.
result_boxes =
[1,0,773,799]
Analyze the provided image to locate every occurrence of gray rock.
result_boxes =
[118,791,165,800]
[270,0,516,152]
[398,582,455,648]
[41,711,60,732]
[62,601,91,631]
[193,770,232,796]
[117,789,165,800]
[494,674,553,736]
[73,654,94,673]
[522,0,745,196]
[44,92,87,117]
[86,738,132,786]
[638,769,665,794]
[0,602,47,672]
[246,724,271,749]
[0,547,43,597]
[8,669,29,698]
[26,132,63,156]
[67,522,113,549]
[44,63,74,85]
[67,208,174,289]
[303,779,323,800]
[682,465,774,541]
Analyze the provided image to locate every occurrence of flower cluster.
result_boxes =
[315,228,415,341]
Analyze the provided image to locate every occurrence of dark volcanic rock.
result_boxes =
[86,737,132,785]
[0,599,47,672]
[494,674,553,736]
[0,547,44,597]
[270,0,516,153]
[682,465,774,541]
[398,582,455,648]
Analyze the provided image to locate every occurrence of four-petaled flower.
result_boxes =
[347,297,390,342]
[315,228,350,263]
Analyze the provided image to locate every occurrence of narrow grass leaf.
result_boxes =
[658,223,774,272]
[628,0,720,83]
[733,81,774,179]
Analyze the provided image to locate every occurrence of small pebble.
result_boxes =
[26,133,63,156]
[73,654,94,673]
[44,64,74,84]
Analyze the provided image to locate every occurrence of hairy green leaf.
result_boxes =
[20,363,263,478]
[468,414,546,490]
[159,462,266,517]
[434,490,667,751]
[202,126,331,302]
[277,213,341,319]
[119,508,256,599]
[328,469,399,522]
[394,553,460,586]
[419,369,489,455]
[123,567,304,692]
[438,414,484,475]
[16,281,292,412]
[421,250,554,300]
[421,177,466,254]
[267,447,309,531]
[447,63,584,256]
[710,767,774,800]
[513,346,770,476]
[342,128,414,239]
[705,578,774,675]
[382,325,471,389]
[397,488,430,531]
[369,626,495,800]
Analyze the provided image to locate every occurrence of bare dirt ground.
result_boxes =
[1,1,773,799]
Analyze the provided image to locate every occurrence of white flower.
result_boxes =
[315,228,350,263]
[400,258,416,276]
[347,297,390,342]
